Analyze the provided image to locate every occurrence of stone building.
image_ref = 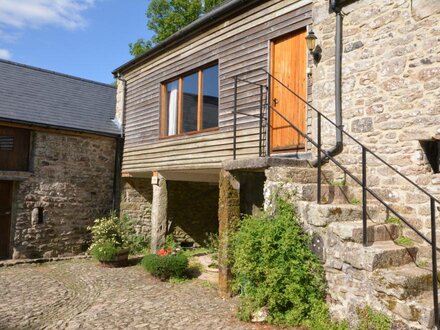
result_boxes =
[0,60,121,259]
[113,0,440,327]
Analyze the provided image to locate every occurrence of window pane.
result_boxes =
[165,80,179,136]
[202,65,219,129]
[182,73,199,133]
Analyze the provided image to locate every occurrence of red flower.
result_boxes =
[157,248,173,256]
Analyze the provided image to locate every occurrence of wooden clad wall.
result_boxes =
[122,0,312,174]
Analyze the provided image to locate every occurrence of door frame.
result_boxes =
[268,28,308,153]
[0,180,14,259]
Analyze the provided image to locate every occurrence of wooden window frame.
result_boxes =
[160,62,218,138]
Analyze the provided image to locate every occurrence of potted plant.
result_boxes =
[88,213,145,267]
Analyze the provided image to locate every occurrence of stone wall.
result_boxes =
[119,178,219,247]
[168,181,219,246]
[264,167,433,328]
[311,0,440,247]
[119,178,152,236]
[12,130,116,259]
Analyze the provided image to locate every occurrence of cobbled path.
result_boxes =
[0,259,274,330]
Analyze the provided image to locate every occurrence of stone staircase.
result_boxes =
[264,163,439,329]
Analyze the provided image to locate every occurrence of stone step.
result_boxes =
[328,221,400,243]
[296,201,387,227]
[384,291,439,329]
[372,264,436,300]
[265,166,334,185]
[342,241,417,271]
[289,183,353,204]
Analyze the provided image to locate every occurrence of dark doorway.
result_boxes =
[238,172,265,215]
[0,181,13,259]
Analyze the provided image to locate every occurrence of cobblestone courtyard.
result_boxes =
[0,259,268,330]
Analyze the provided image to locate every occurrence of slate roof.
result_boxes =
[0,59,120,136]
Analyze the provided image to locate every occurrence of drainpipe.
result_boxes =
[312,1,343,166]
[112,75,126,212]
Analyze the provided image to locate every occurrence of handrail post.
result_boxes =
[317,113,322,204]
[362,147,367,246]
[233,76,238,160]
[266,73,271,157]
[259,85,263,157]
[431,197,439,329]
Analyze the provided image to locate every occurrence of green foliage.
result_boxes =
[386,216,402,227]
[350,197,361,205]
[129,0,225,56]
[164,234,177,250]
[356,306,391,330]
[303,301,349,330]
[417,259,428,268]
[394,236,414,247]
[330,179,346,187]
[89,241,120,262]
[88,213,149,259]
[141,253,189,280]
[204,232,219,253]
[129,38,153,57]
[231,200,327,326]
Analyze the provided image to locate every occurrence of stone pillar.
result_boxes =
[150,173,167,254]
[218,169,241,298]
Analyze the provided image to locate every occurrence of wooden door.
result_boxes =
[270,29,307,152]
[0,181,12,259]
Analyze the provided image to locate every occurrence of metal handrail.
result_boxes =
[231,69,439,328]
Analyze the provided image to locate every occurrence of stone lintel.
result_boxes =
[222,157,311,172]
[0,171,32,181]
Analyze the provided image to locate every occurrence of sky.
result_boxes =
[0,0,153,84]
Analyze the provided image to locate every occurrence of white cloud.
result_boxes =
[0,49,12,60]
[0,0,96,32]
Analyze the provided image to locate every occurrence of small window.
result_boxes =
[0,136,14,151]
[161,64,219,137]
[421,140,440,173]
[37,207,44,224]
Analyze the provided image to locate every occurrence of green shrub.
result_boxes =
[141,253,189,280]
[303,301,349,330]
[356,306,391,330]
[88,213,149,259]
[231,200,327,326]
[89,241,120,262]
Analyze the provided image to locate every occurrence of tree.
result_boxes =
[129,0,225,57]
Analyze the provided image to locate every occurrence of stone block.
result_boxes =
[342,241,417,271]
[329,222,400,244]
[372,264,435,300]
[412,0,440,20]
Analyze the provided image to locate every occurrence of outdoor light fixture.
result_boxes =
[305,30,322,63]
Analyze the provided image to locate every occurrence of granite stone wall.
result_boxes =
[168,181,219,246]
[119,177,152,236]
[311,0,440,247]
[119,178,219,247]
[12,130,116,259]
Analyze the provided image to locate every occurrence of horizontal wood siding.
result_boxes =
[122,0,312,173]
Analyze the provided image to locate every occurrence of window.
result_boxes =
[0,136,14,151]
[161,64,219,137]
[0,126,30,171]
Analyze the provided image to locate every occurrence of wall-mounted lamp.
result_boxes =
[305,30,322,63]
